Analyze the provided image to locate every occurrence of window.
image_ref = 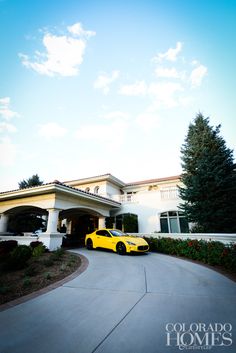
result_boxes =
[160,211,189,233]
[94,186,99,194]
[85,187,90,192]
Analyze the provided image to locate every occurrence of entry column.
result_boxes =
[98,216,106,229]
[46,208,61,233]
[0,213,9,233]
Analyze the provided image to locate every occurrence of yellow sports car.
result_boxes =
[85,229,149,255]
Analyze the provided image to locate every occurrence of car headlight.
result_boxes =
[126,241,136,246]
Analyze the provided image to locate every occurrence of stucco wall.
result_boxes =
[113,188,181,233]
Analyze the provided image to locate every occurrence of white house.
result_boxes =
[0,173,188,249]
[64,173,188,234]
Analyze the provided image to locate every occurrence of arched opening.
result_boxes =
[94,186,99,194]
[5,206,47,235]
[60,208,103,247]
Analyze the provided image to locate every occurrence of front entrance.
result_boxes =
[60,208,100,247]
[71,214,98,239]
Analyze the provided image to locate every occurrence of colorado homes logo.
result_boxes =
[166,322,233,350]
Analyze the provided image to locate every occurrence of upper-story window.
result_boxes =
[85,187,90,192]
[94,186,99,194]
[160,186,179,200]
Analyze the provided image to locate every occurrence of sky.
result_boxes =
[0,0,236,191]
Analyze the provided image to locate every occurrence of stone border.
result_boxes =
[0,252,89,312]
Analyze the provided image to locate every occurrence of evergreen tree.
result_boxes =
[179,113,236,233]
[18,174,43,189]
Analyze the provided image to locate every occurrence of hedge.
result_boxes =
[144,237,236,272]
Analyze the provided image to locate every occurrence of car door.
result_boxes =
[96,230,113,250]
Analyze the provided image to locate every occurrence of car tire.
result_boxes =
[116,242,126,255]
[86,239,93,250]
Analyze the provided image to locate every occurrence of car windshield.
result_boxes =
[110,230,128,237]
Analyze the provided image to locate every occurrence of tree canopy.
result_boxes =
[18,174,44,189]
[179,113,236,233]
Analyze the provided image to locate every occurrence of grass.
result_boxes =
[0,251,81,305]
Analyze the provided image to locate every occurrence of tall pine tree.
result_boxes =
[179,113,236,233]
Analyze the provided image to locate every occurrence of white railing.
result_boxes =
[129,233,236,245]
[160,187,179,200]
[120,194,137,203]
[0,234,39,246]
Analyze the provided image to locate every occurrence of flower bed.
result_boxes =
[0,241,81,305]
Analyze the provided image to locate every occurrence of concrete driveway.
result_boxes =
[0,249,236,353]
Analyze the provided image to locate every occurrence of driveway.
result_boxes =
[0,249,236,353]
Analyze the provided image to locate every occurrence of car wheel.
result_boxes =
[116,242,126,255]
[86,239,93,250]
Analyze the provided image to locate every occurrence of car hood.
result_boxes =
[118,236,148,244]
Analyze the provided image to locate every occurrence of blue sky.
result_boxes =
[0,0,236,191]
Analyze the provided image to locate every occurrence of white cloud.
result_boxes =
[153,42,183,63]
[103,111,130,120]
[94,71,119,94]
[178,96,194,107]
[0,122,17,133]
[136,112,160,132]
[119,79,184,108]
[0,97,10,105]
[38,122,67,138]
[0,137,17,166]
[0,97,20,120]
[67,23,96,38]
[19,22,95,77]
[191,59,199,66]
[190,64,208,87]
[75,119,128,145]
[119,81,147,96]
[150,82,184,108]
[155,66,185,80]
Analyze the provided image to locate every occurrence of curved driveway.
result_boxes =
[0,249,236,353]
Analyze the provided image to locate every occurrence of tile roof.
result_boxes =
[125,175,181,186]
[0,180,121,205]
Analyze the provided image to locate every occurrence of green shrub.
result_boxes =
[23,277,31,287]
[24,265,38,277]
[60,264,66,272]
[144,236,236,272]
[30,241,44,249]
[0,284,10,294]
[32,244,46,257]
[0,240,18,257]
[44,272,52,280]
[51,247,65,260]
[6,245,32,270]
[43,257,54,267]
[68,255,76,263]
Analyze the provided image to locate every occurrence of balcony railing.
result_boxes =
[160,187,179,200]
[119,194,137,203]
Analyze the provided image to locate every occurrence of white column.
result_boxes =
[98,216,106,229]
[0,213,9,232]
[46,209,61,233]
